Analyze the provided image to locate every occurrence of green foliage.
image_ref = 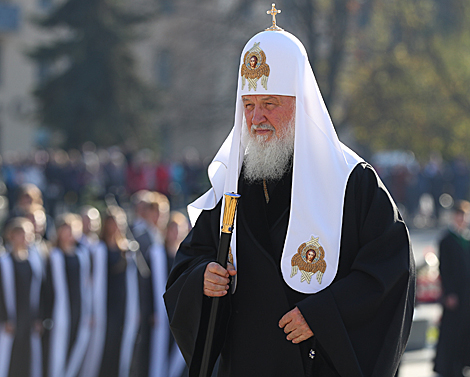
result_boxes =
[345,0,470,161]
[29,0,158,148]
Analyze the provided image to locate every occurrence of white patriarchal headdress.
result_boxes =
[188,26,362,294]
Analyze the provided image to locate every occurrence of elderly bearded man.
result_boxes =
[164,9,415,377]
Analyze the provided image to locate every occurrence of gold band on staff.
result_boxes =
[221,193,241,234]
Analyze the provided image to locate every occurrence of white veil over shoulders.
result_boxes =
[188,30,363,294]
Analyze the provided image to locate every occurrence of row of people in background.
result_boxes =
[374,152,470,224]
[0,184,190,377]
[4,146,470,231]
[1,144,207,220]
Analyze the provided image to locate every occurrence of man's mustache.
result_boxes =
[251,124,275,132]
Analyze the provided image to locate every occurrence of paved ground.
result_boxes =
[398,303,441,377]
[399,347,438,377]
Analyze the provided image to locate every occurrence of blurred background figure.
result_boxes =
[0,217,44,377]
[434,200,470,377]
[8,183,42,218]
[129,190,153,377]
[26,204,53,261]
[81,206,139,377]
[164,211,190,377]
[131,191,171,377]
[164,211,190,275]
[147,192,171,377]
[423,152,445,222]
[42,214,91,377]
[78,205,101,251]
[127,151,154,196]
[131,190,152,241]
[130,190,159,377]
[8,183,56,244]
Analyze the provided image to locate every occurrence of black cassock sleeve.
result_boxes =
[296,164,416,377]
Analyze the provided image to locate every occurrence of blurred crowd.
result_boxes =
[0,180,191,377]
[371,151,470,227]
[0,143,208,224]
[2,146,470,233]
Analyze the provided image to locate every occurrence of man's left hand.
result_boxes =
[279,307,313,344]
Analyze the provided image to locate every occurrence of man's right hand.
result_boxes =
[203,262,237,297]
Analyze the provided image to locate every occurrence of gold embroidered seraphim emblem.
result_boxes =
[240,42,270,91]
[291,236,327,284]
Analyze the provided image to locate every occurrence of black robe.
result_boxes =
[434,230,470,376]
[42,252,84,377]
[65,254,82,356]
[8,259,33,377]
[131,226,154,377]
[0,255,43,377]
[99,247,128,377]
[164,163,416,377]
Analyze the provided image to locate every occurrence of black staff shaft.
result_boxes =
[198,233,232,377]
[194,193,240,377]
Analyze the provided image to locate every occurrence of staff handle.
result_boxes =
[193,192,241,377]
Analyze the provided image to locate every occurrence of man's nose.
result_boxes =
[251,106,267,125]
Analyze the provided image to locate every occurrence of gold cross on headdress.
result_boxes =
[265,3,283,31]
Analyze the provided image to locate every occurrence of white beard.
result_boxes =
[242,118,295,183]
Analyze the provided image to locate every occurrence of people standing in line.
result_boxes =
[80,206,139,377]
[0,217,44,377]
[434,200,470,377]
[42,214,92,377]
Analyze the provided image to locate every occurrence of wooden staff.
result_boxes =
[191,192,241,377]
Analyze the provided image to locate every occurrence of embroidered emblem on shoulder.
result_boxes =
[240,42,270,91]
[290,236,326,284]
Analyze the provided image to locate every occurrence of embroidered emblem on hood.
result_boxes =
[290,236,326,284]
[240,42,270,91]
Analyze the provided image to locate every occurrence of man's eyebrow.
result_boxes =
[260,96,280,102]
[242,96,280,103]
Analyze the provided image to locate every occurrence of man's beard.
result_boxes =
[242,118,295,183]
